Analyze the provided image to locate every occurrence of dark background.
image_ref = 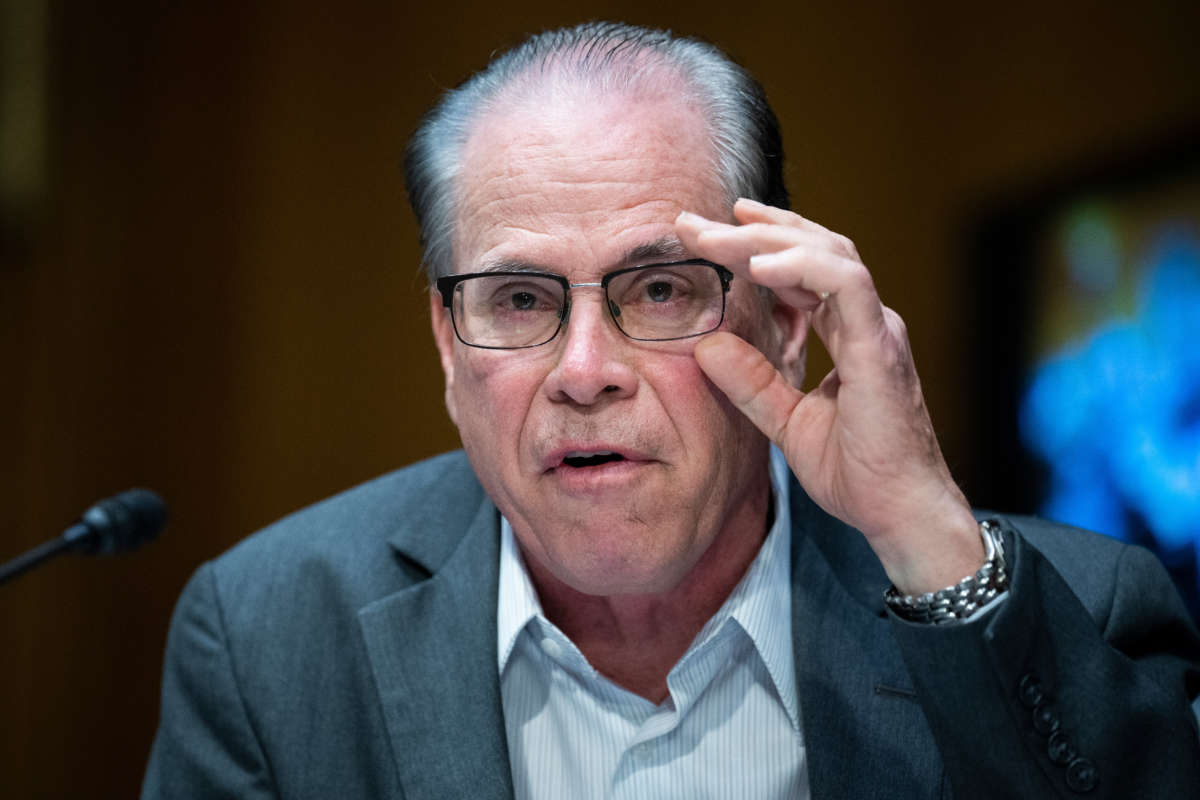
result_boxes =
[2,1,1198,796]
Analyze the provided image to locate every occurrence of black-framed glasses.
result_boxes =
[435,259,733,350]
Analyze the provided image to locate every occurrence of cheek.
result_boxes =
[450,351,546,452]
[647,351,753,447]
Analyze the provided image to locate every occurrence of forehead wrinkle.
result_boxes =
[476,164,690,200]
[463,193,692,258]
[462,107,711,196]
[462,173,684,228]
[453,93,725,277]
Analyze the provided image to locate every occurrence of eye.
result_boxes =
[475,277,560,314]
[645,281,674,303]
[510,291,538,310]
[627,270,690,305]
[607,265,706,316]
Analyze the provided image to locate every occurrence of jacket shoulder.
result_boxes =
[209,450,485,609]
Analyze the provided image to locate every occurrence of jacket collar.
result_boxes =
[357,454,935,799]
[358,457,514,800]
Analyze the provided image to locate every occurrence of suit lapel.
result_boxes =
[353,460,943,799]
[788,481,946,799]
[357,492,514,800]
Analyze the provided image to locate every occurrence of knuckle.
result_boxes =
[833,233,859,258]
[883,306,908,335]
[744,349,778,396]
[843,262,875,294]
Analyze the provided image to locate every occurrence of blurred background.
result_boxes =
[2,1,1197,796]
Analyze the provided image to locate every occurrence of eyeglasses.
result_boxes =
[435,259,734,350]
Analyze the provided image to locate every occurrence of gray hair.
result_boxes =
[403,21,788,280]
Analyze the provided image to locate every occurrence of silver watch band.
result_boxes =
[884,519,1009,624]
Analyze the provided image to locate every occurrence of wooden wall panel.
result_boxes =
[1,1,1197,796]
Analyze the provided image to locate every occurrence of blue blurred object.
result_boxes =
[1021,229,1200,581]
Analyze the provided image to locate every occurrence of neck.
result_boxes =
[521,478,772,703]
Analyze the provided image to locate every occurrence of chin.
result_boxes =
[562,571,684,598]
[548,545,697,598]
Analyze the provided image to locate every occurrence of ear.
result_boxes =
[429,289,460,426]
[768,296,811,389]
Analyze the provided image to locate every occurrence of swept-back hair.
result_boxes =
[403,21,788,280]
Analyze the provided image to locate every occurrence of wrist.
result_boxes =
[885,519,1010,624]
[872,499,983,595]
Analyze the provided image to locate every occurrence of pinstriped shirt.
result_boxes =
[498,448,808,799]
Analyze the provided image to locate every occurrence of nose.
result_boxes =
[542,289,638,406]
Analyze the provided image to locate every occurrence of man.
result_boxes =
[143,22,1200,799]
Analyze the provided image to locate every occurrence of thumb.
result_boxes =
[694,332,804,445]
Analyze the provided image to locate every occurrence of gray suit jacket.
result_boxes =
[142,451,1200,798]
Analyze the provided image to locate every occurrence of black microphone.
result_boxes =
[0,489,167,586]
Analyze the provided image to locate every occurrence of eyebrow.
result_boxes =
[478,259,548,274]
[623,237,689,264]
[477,236,691,275]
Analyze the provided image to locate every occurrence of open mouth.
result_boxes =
[562,451,626,468]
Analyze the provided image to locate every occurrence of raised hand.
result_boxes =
[677,199,983,594]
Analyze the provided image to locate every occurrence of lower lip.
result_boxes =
[546,459,651,493]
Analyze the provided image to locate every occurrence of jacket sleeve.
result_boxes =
[141,563,278,799]
[889,518,1200,798]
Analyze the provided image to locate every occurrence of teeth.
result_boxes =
[566,450,614,458]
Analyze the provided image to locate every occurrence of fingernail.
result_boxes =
[749,252,781,268]
[677,210,717,227]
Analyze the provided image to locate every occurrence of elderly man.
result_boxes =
[143,22,1200,799]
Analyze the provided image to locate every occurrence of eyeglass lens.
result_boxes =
[450,262,726,349]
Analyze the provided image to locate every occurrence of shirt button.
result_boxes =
[540,637,563,660]
[1066,757,1098,793]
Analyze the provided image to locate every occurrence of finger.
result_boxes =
[678,211,860,278]
[676,210,730,257]
[693,331,803,446]
[677,209,819,256]
[676,215,826,310]
[678,208,886,351]
[733,199,859,258]
[732,198,815,229]
[745,245,886,344]
[678,217,848,294]
[696,225,845,269]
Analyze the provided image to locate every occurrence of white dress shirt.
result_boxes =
[497,448,808,799]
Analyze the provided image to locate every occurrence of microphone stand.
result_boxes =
[0,524,92,586]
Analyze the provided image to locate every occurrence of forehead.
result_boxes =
[451,89,727,274]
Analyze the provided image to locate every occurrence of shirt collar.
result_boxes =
[496,516,542,676]
[729,445,798,729]
[496,446,797,728]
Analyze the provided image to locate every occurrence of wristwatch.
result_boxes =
[884,519,1009,624]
